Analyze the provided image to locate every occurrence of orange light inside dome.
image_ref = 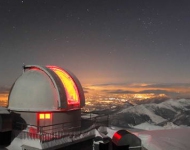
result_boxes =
[47,66,80,105]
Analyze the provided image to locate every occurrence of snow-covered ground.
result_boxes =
[95,124,190,150]
[107,124,190,150]
[132,122,180,130]
[127,121,189,149]
[136,128,190,150]
[109,99,190,150]
[111,99,190,127]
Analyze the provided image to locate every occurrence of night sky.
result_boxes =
[1,0,190,89]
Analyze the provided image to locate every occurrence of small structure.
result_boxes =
[94,127,142,150]
[112,130,141,150]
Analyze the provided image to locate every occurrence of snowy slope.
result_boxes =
[119,104,166,124]
[137,128,190,150]
[105,99,190,150]
[111,99,190,127]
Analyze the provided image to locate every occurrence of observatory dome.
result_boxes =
[8,65,85,111]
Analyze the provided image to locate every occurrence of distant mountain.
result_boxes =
[110,99,190,127]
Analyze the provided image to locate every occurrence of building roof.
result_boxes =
[8,65,85,111]
[0,107,10,114]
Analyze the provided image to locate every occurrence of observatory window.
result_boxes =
[47,66,80,106]
[45,113,51,119]
[38,113,51,120]
[39,114,45,119]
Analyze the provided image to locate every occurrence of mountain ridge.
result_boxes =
[110,99,190,127]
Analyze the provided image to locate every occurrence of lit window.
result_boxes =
[45,113,51,119]
[39,113,45,119]
[39,113,51,119]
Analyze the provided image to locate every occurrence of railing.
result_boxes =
[13,113,113,143]
[81,112,110,127]
[14,119,96,143]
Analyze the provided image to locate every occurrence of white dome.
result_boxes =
[8,65,85,111]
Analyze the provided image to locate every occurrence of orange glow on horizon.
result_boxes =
[83,83,190,102]
[0,93,9,107]
[0,94,8,100]
[84,84,190,95]
[47,66,80,105]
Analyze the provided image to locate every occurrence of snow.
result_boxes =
[81,113,99,119]
[128,121,190,150]
[133,122,163,130]
[137,128,190,150]
[5,99,190,150]
[0,107,10,114]
[105,126,190,150]
[157,99,190,111]
[132,122,180,130]
[107,99,190,149]
[6,136,41,150]
[119,104,166,124]
[106,127,119,138]
[163,122,180,129]
[112,99,190,127]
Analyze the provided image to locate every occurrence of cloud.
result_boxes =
[104,89,136,94]
[82,87,93,94]
[138,89,180,96]
[0,86,10,94]
[90,83,125,87]
[138,90,171,94]
[82,87,91,90]
[143,83,190,88]
[84,82,190,98]
[90,82,190,89]
[103,89,181,97]
[106,89,166,94]
[83,90,89,93]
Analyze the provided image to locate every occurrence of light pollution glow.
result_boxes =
[1,83,190,108]
[0,93,9,107]
[84,83,190,99]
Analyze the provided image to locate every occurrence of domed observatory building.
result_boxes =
[8,65,85,132]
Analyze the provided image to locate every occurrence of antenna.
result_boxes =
[22,63,25,73]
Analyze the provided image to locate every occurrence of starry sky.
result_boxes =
[1,0,190,90]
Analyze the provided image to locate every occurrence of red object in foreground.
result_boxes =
[114,132,122,141]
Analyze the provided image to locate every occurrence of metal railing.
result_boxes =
[81,112,110,127]
[14,119,96,142]
[13,113,114,143]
